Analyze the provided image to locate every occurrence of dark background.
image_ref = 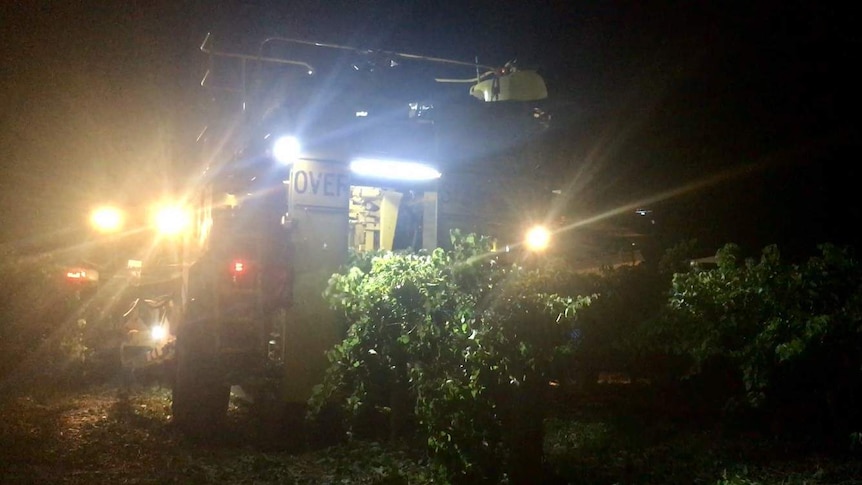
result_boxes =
[1,1,858,259]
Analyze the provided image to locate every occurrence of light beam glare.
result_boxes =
[554,161,766,236]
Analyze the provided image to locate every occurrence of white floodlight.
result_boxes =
[272,135,301,164]
[350,158,441,181]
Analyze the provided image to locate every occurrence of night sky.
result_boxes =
[1,1,859,259]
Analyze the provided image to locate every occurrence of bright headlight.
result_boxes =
[350,158,441,181]
[153,205,191,236]
[150,325,167,342]
[273,136,301,164]
[90,206,124,233]
[525,225,551,252]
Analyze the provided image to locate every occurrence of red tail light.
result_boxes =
[228,258,255,288]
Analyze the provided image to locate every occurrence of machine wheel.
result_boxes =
[171,324,230,437]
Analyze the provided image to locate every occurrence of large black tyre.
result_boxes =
[171,324,230,437]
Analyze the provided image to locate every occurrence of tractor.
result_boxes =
[104,34,556,438]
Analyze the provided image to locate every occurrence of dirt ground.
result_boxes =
[3,383,862,484]
[0,385,431,484]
